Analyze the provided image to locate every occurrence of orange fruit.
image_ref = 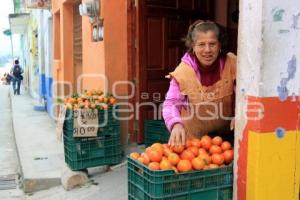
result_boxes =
[172,145,185,154]
[212,136,223,146]
[198,148,207,155]
[221,141,232,151]
[198,153,211,165]
[209,145,222,154]
[148,162,160,170]
[187,146,199,157]
[103,97,108,103]
[163,147,173,157]
[168,153,180,166]
[211,153,225,165]
[130,152,140,160]
[160,159,172,170]
[97,96,103,102]
[191,138,202,148]
[140,153,150,165]
[138,156,148,165]
[109,97,116,105]
[151,143,164,155]
[145,147,152,155]
[177,160,192,172]
[201,136,212,150]
[223,149,234,164]
[161,156,168,160]
[180,150,195,161]
[192,157,205,170]
[148,150,163,162]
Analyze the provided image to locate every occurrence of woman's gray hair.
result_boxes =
[184,20,228,55]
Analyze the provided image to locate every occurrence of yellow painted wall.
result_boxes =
[247,131,300,200]
[296,131,300,199]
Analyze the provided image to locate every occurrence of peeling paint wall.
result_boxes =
[235,0,300,199]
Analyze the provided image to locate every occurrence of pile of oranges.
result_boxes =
[130,136,233,172]
[63,89,117,110]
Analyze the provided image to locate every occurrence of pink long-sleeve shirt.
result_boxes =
[162,52,225,131]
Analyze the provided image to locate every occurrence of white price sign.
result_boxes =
[73,109,98,137]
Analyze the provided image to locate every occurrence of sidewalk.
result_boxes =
[10,91,64,193]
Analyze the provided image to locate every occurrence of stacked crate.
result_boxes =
[144,120,169,147]
[63,108,122,170]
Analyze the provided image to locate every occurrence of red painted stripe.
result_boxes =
[247,96,299,132]
[237,124,249,200]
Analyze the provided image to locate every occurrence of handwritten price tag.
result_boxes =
[73,109,98,137]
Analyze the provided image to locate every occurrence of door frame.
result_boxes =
[127,0,146,144]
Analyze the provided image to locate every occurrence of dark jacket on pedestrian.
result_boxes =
[11,62,23,81]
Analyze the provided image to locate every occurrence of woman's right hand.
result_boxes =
[168,123,186,146]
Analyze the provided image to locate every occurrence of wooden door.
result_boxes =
[137,0,215,143]
[227,0,239,53]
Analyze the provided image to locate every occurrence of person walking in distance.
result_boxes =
[10,59,24,95]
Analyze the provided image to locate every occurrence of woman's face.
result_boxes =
[193,30,221,68]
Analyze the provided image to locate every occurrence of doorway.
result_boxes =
[134,0,238,144]
[135,0,215,143]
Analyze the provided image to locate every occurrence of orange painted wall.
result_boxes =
[80,0,128,95]
[102,0,128,95]
[52,0,74,96]
[81,0,105,92]
[101,0,129,147]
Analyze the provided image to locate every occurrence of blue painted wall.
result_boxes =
[45,76,53,114]
[39,73,46,97]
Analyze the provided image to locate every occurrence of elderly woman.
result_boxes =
[163,20,236,146]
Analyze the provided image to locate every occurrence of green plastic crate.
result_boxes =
[64,135,122,170]
[128,157,233,200]
[144,120,169,146]
[66,153,122,171]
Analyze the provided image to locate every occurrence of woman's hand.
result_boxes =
[168,123,186,146]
